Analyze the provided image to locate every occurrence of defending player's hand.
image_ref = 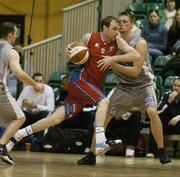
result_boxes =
[97,56,113,70]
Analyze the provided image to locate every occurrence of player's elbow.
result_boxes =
[10,66,24,81]
[129,69,141,78]
[15,72,26,82]
[134,70,141,77]
[98,98,110,108]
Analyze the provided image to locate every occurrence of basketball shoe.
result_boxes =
[77,139,122,165]
[0,144,14,165]
[158,148,171,164]
[96,139,122,155]
[77,151,96,165]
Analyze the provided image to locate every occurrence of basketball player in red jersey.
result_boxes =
[5,16,140,164]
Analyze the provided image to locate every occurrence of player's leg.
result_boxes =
[77,112,120,165]
[0,86,26,164]
[146,107,171,164]
[77,88,126,165]
[6,106,66,152]
[95,97,111,154]
[146,107,164,150]
[144,86,171,164]
[6,78,103,153]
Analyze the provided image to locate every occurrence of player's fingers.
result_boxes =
[97,61,104,68]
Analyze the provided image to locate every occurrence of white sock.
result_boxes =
[6,126,34,152]
[14,125,34,142]
[95,126,106,144]
[6,141,15,152]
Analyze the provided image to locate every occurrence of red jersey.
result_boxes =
[82,32,118,88]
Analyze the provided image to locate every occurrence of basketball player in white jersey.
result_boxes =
[77,10,171,165]
[0,22,43,164]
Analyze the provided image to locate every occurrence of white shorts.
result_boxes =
[0,82,24,125]
[108,84,157,118]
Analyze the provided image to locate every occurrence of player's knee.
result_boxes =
[146,106,158,117]
[52,116,62,125]
[99,98,109,108]
[20,116,26,124]
[50,107,65,125]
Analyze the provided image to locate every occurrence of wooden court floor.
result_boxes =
[0,151,180,177]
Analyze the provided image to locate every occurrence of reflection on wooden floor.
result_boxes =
[0,151,180,177]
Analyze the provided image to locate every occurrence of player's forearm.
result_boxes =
[16,71,36,86]
[111,63,140,77]
[111,50,140,63]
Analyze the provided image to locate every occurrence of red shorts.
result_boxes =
[63,78,105,118]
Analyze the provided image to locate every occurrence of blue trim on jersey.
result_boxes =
[145,95,156,107]
[69,66,83,83]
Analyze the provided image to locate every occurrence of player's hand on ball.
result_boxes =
[66,42,84,57]
[66,41,77,57]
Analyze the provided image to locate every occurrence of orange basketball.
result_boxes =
[69,46,89,65]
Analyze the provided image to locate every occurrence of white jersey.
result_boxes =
[0,40,12,84]
[115,35,155,89]
[108,35,157,118]
[0,40,24,125]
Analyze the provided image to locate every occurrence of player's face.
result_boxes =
[9,26,18,45]
[118,15,133,33]
[173,80,180,95]
[104,20,119,41]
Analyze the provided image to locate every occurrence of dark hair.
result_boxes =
[0,22,16,38]
[165,0,175,5]
[148,9,160,16]
[118,10,135,23]
[32,72,43,79]
[169,8,180,33]
[100,16,118,30]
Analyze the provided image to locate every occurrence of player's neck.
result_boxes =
[120,31,132,41]
[100,32,109,42]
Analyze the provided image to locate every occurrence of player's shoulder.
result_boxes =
[137,37,147,45]
[137,36,148,44]
[135,37,148,49]
[81,32,92,45]
[8,48,19,62]
[82,32,93,40]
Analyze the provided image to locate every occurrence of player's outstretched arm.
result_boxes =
[9,49,44,92]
